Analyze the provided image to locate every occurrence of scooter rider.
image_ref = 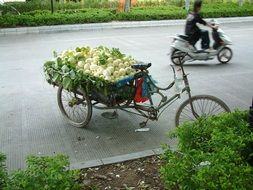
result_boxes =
[185,0,217,52]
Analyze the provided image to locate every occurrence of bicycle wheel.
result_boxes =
[175,95,230,127]
[57,86,92,128]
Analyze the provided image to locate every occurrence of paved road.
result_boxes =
[1,22,253,170]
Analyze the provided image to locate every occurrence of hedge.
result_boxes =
[0,154,81,190]
[0,3,253,28]
[2,0,253,13]
[0,0,118,13]
[161,111,253,190]
[0,153,7,189]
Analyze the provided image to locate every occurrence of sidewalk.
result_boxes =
[1,16,253,36]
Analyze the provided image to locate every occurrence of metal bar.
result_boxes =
[158,96,179,118]
[119,108,149,118]
[93,104,136,110]
[157,94,180,110]
[156,87,188,110]
[146,73,175,91]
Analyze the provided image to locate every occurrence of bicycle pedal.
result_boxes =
[139,122,147,128]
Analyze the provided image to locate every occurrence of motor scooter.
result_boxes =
[170,20,233,65]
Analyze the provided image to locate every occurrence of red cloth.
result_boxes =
[134,78,149,103]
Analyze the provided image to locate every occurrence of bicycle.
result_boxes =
[57,59,230,128]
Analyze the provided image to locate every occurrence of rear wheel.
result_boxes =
[175,95,230,127]
[57,86,92,128]
[217,47,233,64]
[171,49,186,65]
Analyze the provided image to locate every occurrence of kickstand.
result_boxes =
[139,118,149,128]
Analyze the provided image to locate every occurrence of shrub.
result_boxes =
[0,0,118,13]
[0,9,115,27]
[0,3,253,28]
[4,154,81,190]
[161,111,253,190]
[0,153,7,189]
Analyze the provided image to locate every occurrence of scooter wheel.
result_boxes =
[171,49,186,65]
[217,47,233,64]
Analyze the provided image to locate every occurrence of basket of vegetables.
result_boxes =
[44,46,139,106]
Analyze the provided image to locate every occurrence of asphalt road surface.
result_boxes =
[1,22,253,170]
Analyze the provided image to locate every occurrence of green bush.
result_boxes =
[0,9,115,27]
[161,111,253,190]
[0,153,7,189]
[0,0,118,13]
[4,155,81,190]
[0,3,253,28]
[3,0,252,13]
[117,6,186,21]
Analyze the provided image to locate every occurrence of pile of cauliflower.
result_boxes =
[58,46,137,83]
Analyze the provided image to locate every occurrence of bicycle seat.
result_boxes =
[178,35,190,41]
[131,62,152,70]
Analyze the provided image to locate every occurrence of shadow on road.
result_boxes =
[180,62,230,67]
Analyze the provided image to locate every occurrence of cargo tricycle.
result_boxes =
[57,61,230,128]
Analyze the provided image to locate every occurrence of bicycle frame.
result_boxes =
[92,63,195,121]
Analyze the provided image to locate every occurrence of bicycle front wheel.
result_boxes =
[175,95,230,127]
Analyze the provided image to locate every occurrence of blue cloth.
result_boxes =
[148,75,157,93]
[116,76,134,88]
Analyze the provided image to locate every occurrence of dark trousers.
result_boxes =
[212,29,222,49]
[188,29,210,49]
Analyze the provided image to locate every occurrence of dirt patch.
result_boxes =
[80,155,165,190]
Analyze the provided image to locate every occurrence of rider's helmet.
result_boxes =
[194,0,202,12]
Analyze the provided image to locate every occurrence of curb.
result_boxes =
[70,148,165,170]
[1,16,253,36]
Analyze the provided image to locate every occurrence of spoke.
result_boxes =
[210,104,224,115]
[179,115,193,122]
[180,111,194,120]
[195,99,203,114]
[79,105,88,115]
[77,106,87,120]
[207,100,215,116]
[180,116,194,123]
[183,105,194,114]
[67,106,74,120]
[72,106,80,122]
[179,104,197,123]
[208,102,221,115]
[202,99,209,115]
[75,105,85,122]
[74,107,83,122]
